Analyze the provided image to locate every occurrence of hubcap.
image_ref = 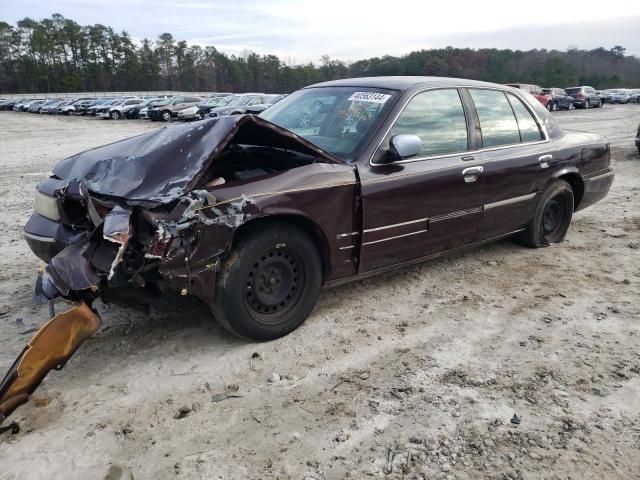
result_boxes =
[244,248,302,322]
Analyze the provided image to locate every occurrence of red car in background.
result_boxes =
[505,83,553,111]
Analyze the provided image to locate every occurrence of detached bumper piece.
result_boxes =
[0,302,101,426]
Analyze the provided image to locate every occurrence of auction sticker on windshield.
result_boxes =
[348,92,392,104]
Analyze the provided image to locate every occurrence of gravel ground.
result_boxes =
[0,106,639,480]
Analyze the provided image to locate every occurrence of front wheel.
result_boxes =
[110,110,120,120]
[212,223,323,341]
[161,110,172,122]
[518,180,574,248]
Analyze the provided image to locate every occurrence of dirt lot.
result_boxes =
[0,107,639,480]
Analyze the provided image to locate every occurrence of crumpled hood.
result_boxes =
[52,115,341,205]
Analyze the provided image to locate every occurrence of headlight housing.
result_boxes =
[34,191,60,221]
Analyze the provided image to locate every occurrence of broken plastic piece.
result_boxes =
[0,302,101,426]
[103,206,133,279]
[44,241,101,298]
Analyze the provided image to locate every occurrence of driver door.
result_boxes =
[358,88,486,273]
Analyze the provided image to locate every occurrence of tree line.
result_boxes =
[1,14,639,94]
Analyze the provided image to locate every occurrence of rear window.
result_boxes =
[565,88,581,94]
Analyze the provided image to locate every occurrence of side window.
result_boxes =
[506,93,544,142]
[390,89,468,157]
[469,89,520,147]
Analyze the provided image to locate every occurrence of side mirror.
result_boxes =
[386,134,422,162]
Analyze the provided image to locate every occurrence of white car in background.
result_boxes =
[176,105,199,121]
[97,98,144,119]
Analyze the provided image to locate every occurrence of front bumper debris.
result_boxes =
[0,302,101,426]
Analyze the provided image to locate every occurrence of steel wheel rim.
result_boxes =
[244,247,305,324]
[541,196,568,242]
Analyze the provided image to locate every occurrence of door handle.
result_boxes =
[539,154,553,168]
[462,166,483,183]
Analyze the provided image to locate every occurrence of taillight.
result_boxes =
[576,93,586,98]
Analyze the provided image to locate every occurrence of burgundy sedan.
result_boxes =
[25,76,614,342]
[0,77,616,424]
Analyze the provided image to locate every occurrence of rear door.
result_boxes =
[465,88,552,239]
[358,88,486,272]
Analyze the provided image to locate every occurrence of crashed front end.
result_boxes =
[24,178,229,307]
[1,115,341,427]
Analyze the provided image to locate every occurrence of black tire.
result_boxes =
[596,100,602,108]
[110,110,120,120]
[161,110,171,122]
[212,223,323,341]
[584,99,590,109]
[518,180,574,248]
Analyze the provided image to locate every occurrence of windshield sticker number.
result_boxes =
[348,92,391,104]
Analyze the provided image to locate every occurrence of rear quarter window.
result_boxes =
[507,93,544,142]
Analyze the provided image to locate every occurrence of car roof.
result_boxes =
[307,76,503,91]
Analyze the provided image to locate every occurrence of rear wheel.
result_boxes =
[547,102,553,112]
[518,180,574,248]
[212,223,323,341]
[584,99,590,109]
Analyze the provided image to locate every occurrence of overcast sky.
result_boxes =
[4,0,640,62]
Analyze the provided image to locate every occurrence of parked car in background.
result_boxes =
[0,98,21,110]
[33,98,63,114]
[608,89,632,104]
[85,99,117,116]
[565,86,602,108]
[505,84,553,110]
[40,99,66,114]
[97,98,144,119]
[124,98,161,119]
[542,88,574,111]
[59,98,94,115]
[597,90,610,104]
[176,105,200,121]
[70,99,98,115]
[148,96,202,122]
[53,101,71,115]
[207,94,272,117]
[14,99,41,111]
[629,90,640,104]
[195,96,234,118]
[233,94,285,115]
[27,100,47,113]
[137,98,170,120]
